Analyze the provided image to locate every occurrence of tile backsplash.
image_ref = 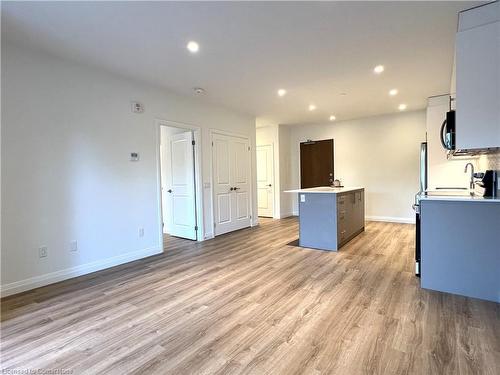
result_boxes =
[478,151,500,171]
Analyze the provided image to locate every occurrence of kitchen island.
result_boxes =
[285,187,365,251]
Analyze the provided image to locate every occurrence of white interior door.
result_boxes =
[163,131,197,240]
[212,133,251,236]
[256,144,274,217]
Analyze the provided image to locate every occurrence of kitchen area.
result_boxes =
[414,1,500,303]
[282,1,499,303]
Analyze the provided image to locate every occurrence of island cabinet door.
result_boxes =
[337,191,365,247]
[355,190,365,230]
[345,192,357,239]
[337,194,347,244]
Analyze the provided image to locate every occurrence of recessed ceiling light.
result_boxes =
[329,115,336,121]
[308,104,316,111]
[193,87,205,94]
[389,89,398,96]
[187,41,199,53]
[373,65,385,74]
[398,103,407,111]
[277,89,287,97]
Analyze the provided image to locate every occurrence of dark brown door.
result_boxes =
[300,139,334,188]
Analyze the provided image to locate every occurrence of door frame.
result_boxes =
[256,143,275,218]
[209,129,255,237]
[156,119,204,244]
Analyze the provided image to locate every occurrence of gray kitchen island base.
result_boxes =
[291,187,365,251]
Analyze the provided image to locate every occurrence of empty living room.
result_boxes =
[1,1,499,374]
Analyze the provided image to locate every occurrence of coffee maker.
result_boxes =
[474,170,498,197]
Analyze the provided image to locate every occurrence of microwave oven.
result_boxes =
[440,110,455,151]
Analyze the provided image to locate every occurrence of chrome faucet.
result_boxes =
[464,163,475,193]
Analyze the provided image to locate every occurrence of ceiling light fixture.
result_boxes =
[308,104,316,111]
[193,87,205,95]
[389,89,398,96]
[329,115,336,121]
[277,89,287,97]
[187,41,199,53]
[373,65,385,74]
[398,103,407,111]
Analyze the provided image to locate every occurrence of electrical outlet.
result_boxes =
[139,228,145,238]
[70,240,78,252]
[39,246,48,258]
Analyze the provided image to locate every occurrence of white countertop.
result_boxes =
[285,186,364,194]
[419,194,500,203]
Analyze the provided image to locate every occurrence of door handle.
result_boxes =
[229,187,234,191]
[167,189,173,193]
[267,184,272,187]
[234,187,240,190]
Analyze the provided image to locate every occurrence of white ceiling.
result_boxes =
[2,1,481,125]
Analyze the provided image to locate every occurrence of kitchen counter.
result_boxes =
[418,191,500,203]
[285,186,364,194]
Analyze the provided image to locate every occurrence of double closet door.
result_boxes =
[212,133,251,236]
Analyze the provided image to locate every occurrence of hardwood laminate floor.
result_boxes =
[1,218,499,374]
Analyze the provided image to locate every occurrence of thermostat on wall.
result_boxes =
[130,152,140,161]
[131,101,144,113]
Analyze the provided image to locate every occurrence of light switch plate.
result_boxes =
[300,194,306,202]
[131,101,144,113]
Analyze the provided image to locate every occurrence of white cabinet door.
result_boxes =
[212,133,251,236]
[256,145,274,217]
[164,131,197,240]
[456,20,500,149]
[212,134,233,235]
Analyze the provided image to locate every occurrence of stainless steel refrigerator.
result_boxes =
[413,142,427,276]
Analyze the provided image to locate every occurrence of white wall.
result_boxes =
[288,111,426,222]
[1,43,256,296]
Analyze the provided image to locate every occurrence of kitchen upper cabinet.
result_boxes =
[456,2,500,150]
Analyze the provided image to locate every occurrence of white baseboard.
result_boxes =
[279,212,295,219]
[0,246,162,298]
[365,216,415,224]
